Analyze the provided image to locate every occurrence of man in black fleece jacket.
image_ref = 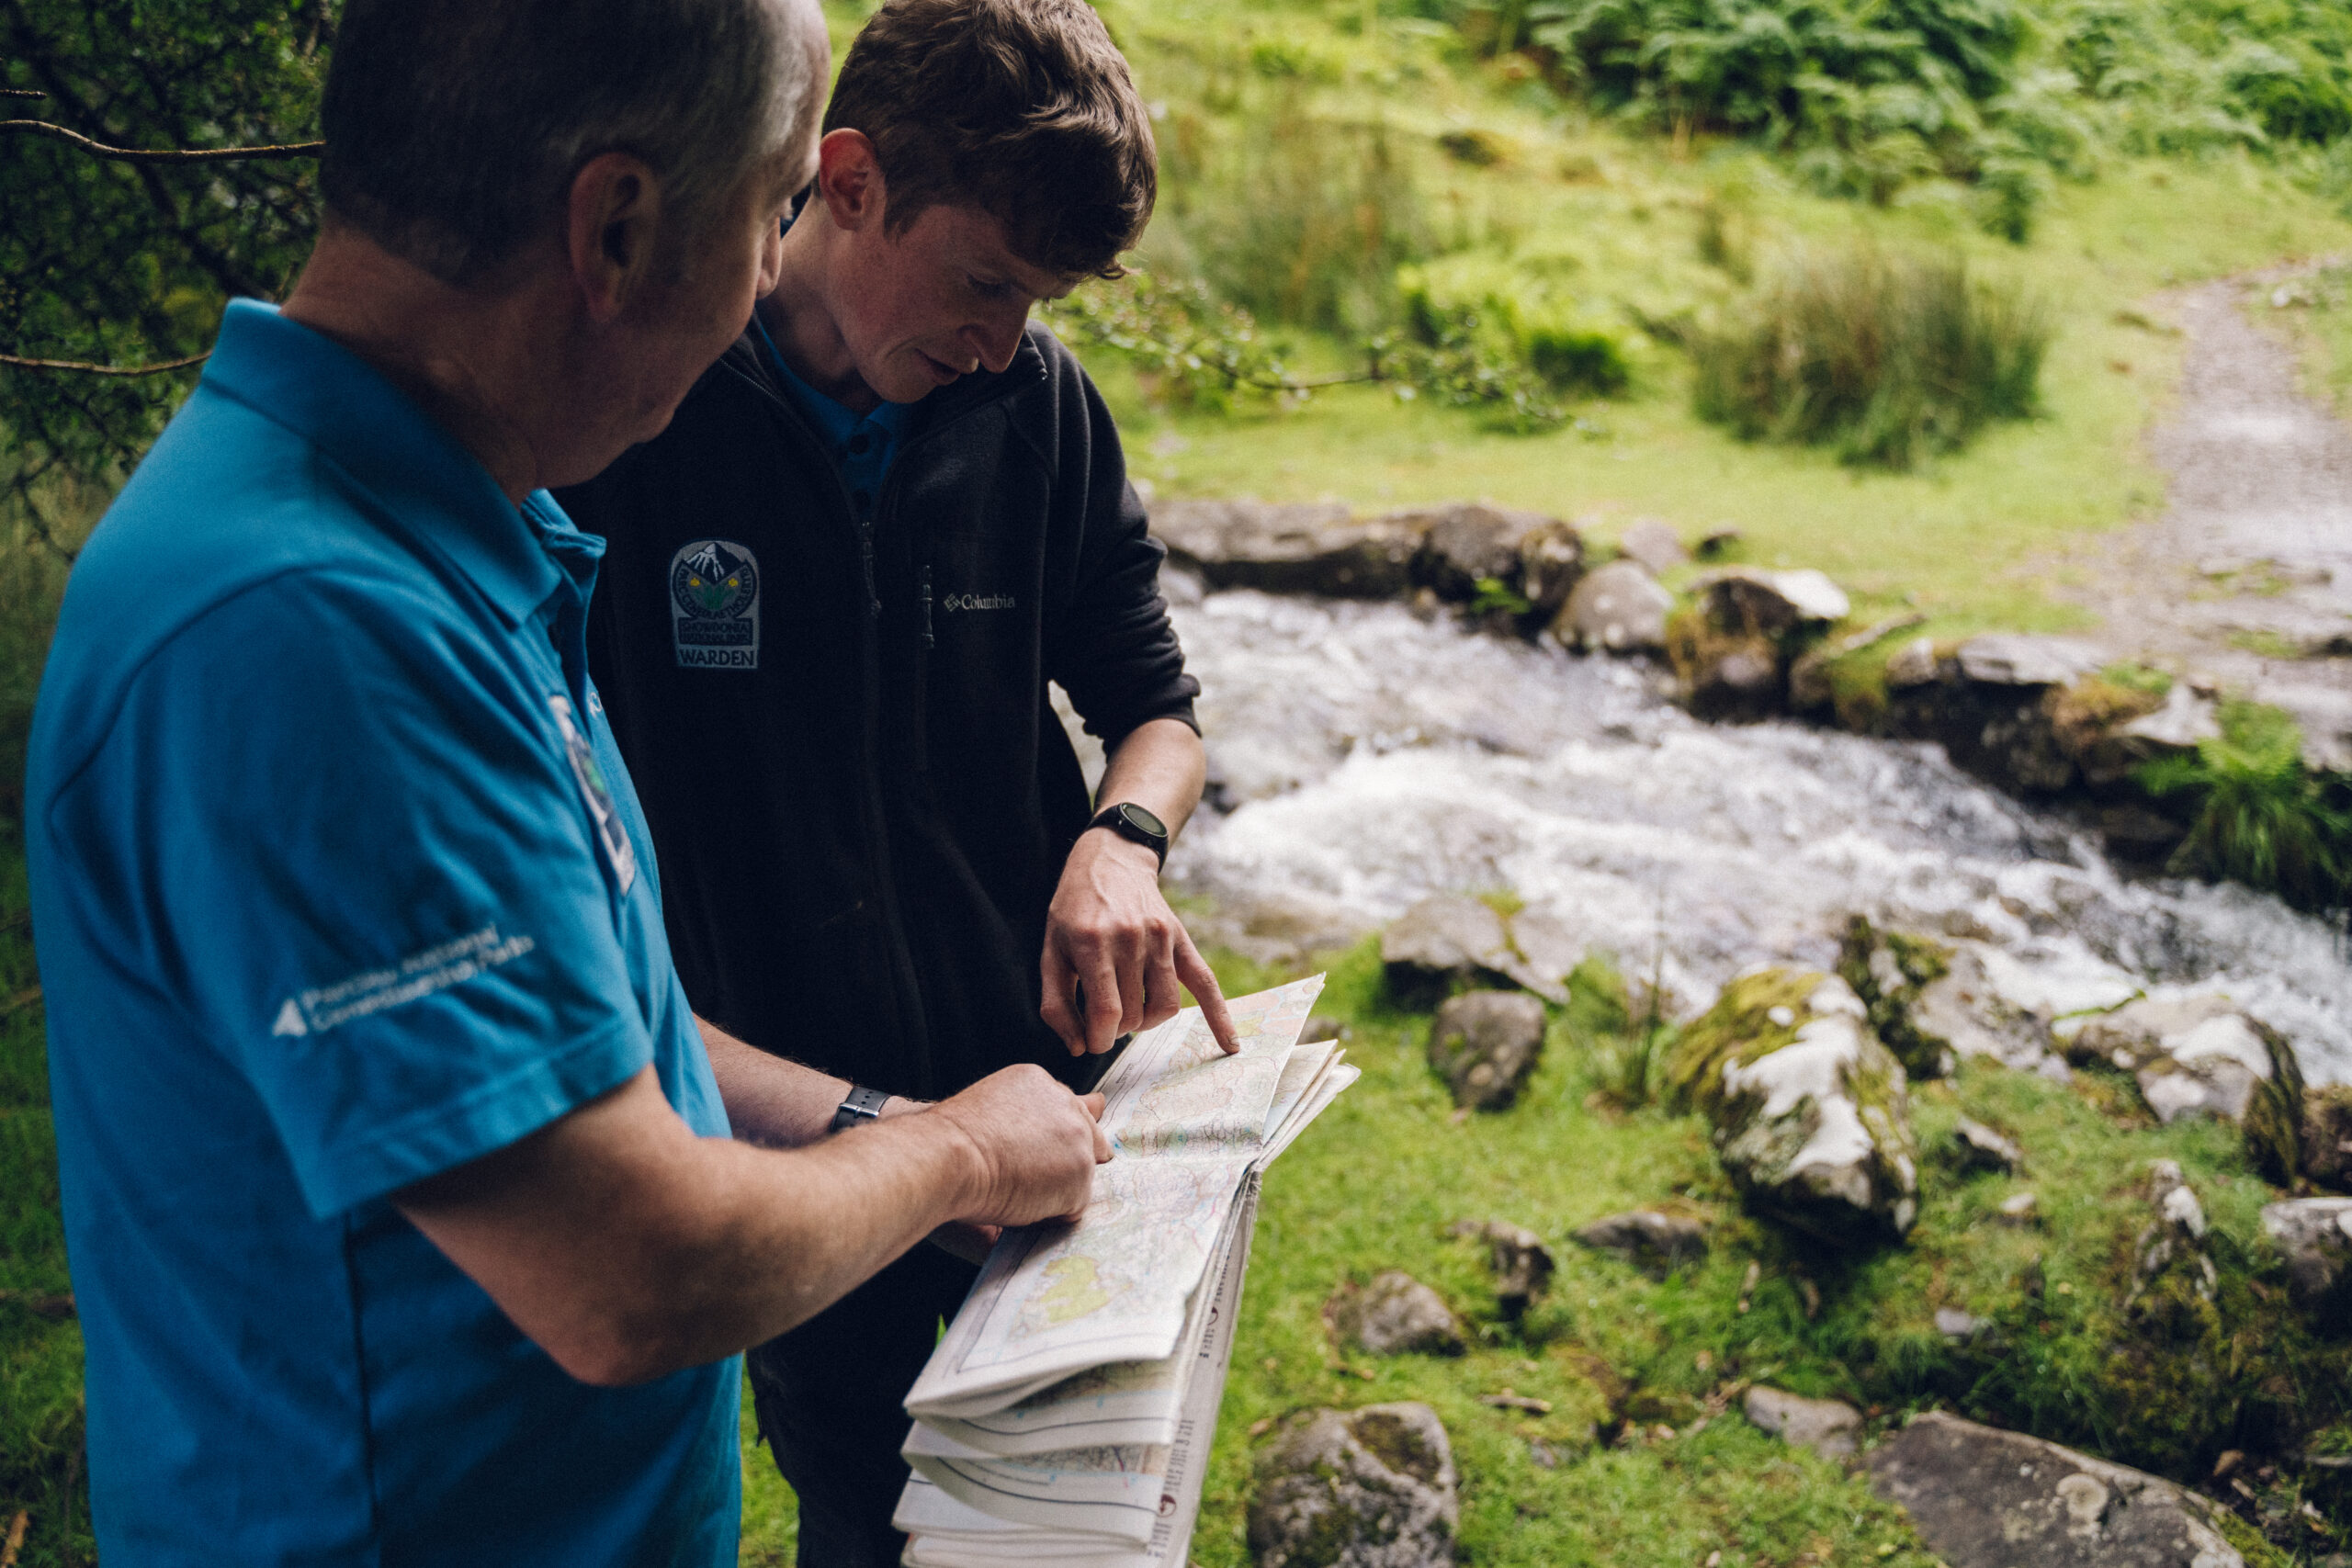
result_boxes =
[554,0,1236,1560]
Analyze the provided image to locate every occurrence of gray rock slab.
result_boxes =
[1151,498,1423,599]
[1328,1271,1464,1357]
[1570,1210,1707,1278]
[1559,559,1674,653]
[1496,908,1579,1005]
[1954,634,2108,688]
[1428,991,1546,1112]
[1383,896,1511,986]
[1867,1410,2244,1567]
[1742,1385,1862,1459]
[1407,502,1550,602]
[1250,1404,1459,1568]
[1884,635,1940,688]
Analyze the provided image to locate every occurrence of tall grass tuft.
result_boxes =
[1690,247,2051,469]
[1159,92,1430,337]
[2141,701,2352,920]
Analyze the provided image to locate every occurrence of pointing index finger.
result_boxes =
[1175,938,1242,1055]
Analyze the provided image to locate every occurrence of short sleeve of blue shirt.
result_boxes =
[58,569,650,1219]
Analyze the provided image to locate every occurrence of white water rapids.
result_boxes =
[1074,587,2352,1080]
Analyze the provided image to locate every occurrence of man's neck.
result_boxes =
[756,208,882,414]
[282,227,550,503]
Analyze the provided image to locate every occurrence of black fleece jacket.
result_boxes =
[555,323,1198,1101]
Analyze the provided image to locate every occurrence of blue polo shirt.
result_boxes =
[750,310,912,513]
[27,299,741,1565]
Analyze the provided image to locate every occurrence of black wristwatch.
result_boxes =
[1087,801,1170,870]
[828,1084,889,1133]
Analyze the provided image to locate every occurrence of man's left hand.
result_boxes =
[1041,829,1238,1056]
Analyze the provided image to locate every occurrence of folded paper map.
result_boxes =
[895,976,1357,1568]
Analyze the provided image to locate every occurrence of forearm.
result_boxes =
[699,1016,922,1148]
[401,1067,984,1384]
[1094,716,1205,840]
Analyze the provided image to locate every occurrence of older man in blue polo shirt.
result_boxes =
[24,1,1112,1563]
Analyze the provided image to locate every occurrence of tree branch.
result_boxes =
[0,118,320,162]
[0,349,209,376]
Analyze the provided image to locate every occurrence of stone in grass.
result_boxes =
[1952,633,2106,689]
[1447,1220,1556,1319]
[1935,1306,1991,1342]
[2261,1197,2352,1332]
[1249,1404,1459,1568]
[1616,517,1689,576]
[1953,1117,2025,1175]
[1382,896,1511,1003]
[1558,559,1674,654]
[1742,1386,1861,1460]
[2069,996,2303,1182]
[1662,970,1919,1245]
[1692,567,1852,634]
[2126,1160,2219,1328]
[1570,1210,1707,1279]
[1326,1271,1464,1357]
[1427,991,1546,1112]
[1867,1410,2245,1568]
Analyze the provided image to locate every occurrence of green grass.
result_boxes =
[1178,938,2323,1565]
[1047,0,2352,639]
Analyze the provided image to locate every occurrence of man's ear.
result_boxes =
[813,129,887,234]
[567,151,666,325]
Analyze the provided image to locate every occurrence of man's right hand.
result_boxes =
[931,1064,1110,1229]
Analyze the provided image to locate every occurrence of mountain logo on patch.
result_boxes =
[669,537,760,671]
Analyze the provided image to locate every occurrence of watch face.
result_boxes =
[1116,802,1168,839]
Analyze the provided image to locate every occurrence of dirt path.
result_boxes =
[2059,274,2352,768]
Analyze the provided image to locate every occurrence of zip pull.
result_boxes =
[919,562,934,649]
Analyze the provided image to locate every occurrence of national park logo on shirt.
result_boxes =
[669,538,760,670]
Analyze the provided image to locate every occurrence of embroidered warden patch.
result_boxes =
[669,538,760,670]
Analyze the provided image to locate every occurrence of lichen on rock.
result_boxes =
[1664,969,1919,1243]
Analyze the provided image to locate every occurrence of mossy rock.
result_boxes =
[1665,969,1920,1243]
[1836,915,1955,1081]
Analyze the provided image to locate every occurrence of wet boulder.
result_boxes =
[1571,1210,1707,1278]
[1664,971,1919,1244]
[1151,498,1424,599]
[1867,1411,2245,1568]
[1447,1220,1555,1318]
[1909,943,2064,1078]
[1249,1404,1459,1568]
[1742,1386,1862,1460]
[1327,1271,1465,1357]
[1883,636,1941,689]
[1667,610,1783,723]
[2303,1085,2352,1190]
[1493,907,1578,1006]
[1516,518,1587,623]
[1428,991,1547,1112]
[1557,560,1673,654]
[1382,896,1512,1004]
[2068,997,2302,1179]
[2262,1198,2352,1331]
[1836,917,1958,1080]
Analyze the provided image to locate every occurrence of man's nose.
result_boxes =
[966,307,1028,373]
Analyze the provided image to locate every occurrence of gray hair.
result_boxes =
[321,0,813,285]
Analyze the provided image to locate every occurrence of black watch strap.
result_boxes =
[1087,801,1170,870]
[828,1084,890,1133]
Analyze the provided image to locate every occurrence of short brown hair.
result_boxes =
[823,0,1157,280]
